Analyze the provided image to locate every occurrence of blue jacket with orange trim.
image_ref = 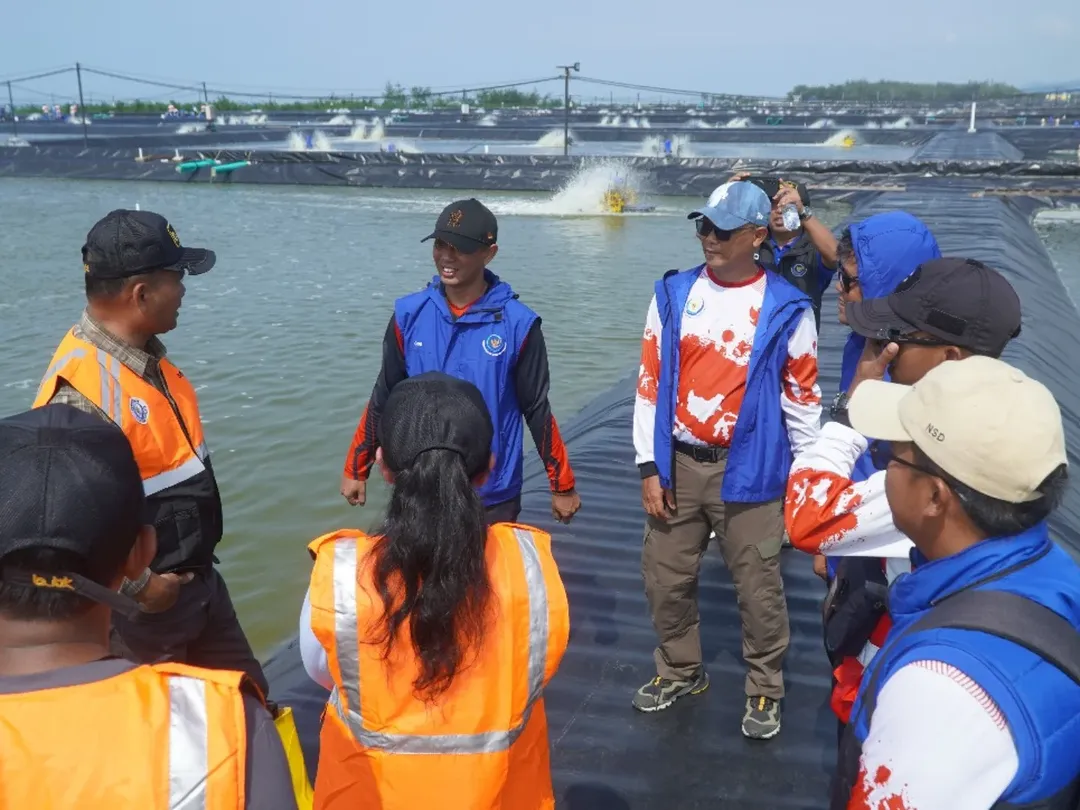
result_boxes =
[343,270,575,507]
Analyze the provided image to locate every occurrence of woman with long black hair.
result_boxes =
[299,371,569,810]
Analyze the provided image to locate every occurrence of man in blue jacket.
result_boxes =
[341,199,581,525]
[633,180,823,739]
[833,355,1079,810]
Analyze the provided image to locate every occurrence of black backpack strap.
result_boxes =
[860,589,1080,718]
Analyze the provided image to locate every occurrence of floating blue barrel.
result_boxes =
[211,161,251,176]
[176,159,217,174]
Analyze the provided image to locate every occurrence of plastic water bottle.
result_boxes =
[782,203,801,231]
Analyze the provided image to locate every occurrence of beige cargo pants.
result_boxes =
[642,449,790,699]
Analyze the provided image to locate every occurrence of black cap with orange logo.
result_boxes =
[421,199,498,255]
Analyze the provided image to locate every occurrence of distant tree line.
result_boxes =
[10,82,563,117]
[788,80,1022,102]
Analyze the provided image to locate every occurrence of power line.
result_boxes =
[0,66,75,84]
[575,75,781,101]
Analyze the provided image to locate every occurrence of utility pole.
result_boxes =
[556,62,580,156]
[75,62,89,147]
[6,81,16,138]
[202,81,209,105]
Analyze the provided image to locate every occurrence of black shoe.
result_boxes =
[631,670,710,712]
[742,695,781,739]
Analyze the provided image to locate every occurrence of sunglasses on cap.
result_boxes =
[695,219,755,241]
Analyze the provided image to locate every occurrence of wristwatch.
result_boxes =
[799,206,814,222]
[120,567,152,598]
[829,390,851,427]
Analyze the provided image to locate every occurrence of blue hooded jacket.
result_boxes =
[394,270,537,507]
[840,212,941,478]
[826,213,940,579]
[850,523,1080,805]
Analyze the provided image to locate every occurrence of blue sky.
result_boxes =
[4,0,1079,104]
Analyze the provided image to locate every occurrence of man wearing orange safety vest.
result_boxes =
[32,209,268,697]
[303,372,569,809]
[0,404,296,809]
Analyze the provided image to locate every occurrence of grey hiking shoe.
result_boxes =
[742,695,782,739]
[632,670,710,712]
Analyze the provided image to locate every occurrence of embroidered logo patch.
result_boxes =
[482,334,507,357]
[447,209,464,228]
[685,296,705,316]
[129,397,150,425]
[790,263,808,277]
[166,223,181,248]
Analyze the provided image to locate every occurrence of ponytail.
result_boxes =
[370,448,491,701]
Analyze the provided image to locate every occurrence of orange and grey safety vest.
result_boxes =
[0,662,251,808]
[33,329,223,572]
[307,524,570,810]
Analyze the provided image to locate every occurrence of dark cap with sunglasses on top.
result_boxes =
[846,257,1021,356]
[688,181,772,232]
[83,209,216,279]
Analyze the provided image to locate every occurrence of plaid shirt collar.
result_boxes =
[76,310,168,378]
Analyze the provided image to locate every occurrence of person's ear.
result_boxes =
[753,227,768,248]
[376,446,395,485]
[485,244,499,264]
[924,477,951,520]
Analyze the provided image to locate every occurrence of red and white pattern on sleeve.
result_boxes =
[780,308,822,456]
[634,295,662,466]
[848,661,1017,810]
[784,422,914,559]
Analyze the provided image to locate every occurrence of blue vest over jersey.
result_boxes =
[394,270,537,507]
[848,524,1080,806]
[653,265,812,503]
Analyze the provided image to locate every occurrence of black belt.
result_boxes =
[674,439,728,463]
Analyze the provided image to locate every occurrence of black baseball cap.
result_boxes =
[847,257,1022,357]
[745,175,811,207]
[377,372,493,476]
[421,199,498,255]
[82,209,216,279]
[0,404,146,617]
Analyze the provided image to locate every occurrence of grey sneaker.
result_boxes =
[632,670,710,712]
[742,695,782,739]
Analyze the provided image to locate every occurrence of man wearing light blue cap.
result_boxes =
[633,181,822,740]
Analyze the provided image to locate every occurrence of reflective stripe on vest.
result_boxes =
[328,527,549,754]
[169,676,211,809]
[145,441,209,496]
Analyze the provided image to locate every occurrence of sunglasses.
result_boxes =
[869,329,949,348]
[869,441,964,494]
[695,218,752,241]
[838,266,859,293]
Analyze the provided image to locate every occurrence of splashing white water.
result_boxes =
[725,117,751,128]
[221,113,268,126]
[883,116,914,129]
[809,118,835,129]
[824,129,859,146]
[478,114,498,127]
[535,128,576,148]
[326,113,353,126]
[175,123,204,134]
[287,130,334,151]
[639,134,694,157]
[491,159,653,216]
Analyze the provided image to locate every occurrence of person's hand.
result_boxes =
[642,476,676,520]
[340,476,366,506]
[138,571,194,614]
[847,340,899,397]
[773,184,804,214]
[552,490,581,524]
[813,554,829,582]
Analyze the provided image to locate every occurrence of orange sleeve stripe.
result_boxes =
[545,416,576,493]
[342,403,372,480]
[636,330,660,403]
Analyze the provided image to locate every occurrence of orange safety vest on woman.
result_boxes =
[307,523,570,810]
[32,328,224,572]
[0,661,250,808]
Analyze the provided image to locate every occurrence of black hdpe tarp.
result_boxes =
[913,131,1024,161]
[260,189,1080,809]
[4,145,1080,200]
